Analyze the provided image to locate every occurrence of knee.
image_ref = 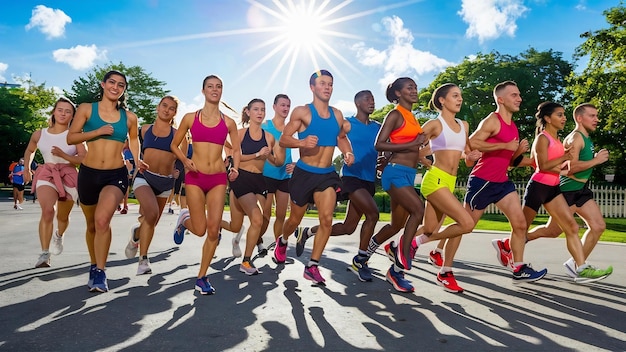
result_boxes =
[251,214,263,228]
[458,216,475,234]
[564,222,580,237]
[94,217,111,233]
[364,210,379,223]
[589,220,606,234]
[41,207,55,222]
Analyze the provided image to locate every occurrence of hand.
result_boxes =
[184,158,197,173]
[173,169,180,179]
[137,159,149,172]
[466,150,482,161]
[343,152,354,167]
[285,162,295,174]
[505,138,520,151]
[228,168,239,182]
[257,146,271,160]
[595,149,609,164]
[24,171,32,184]
[517,139,529,153]
[98,124,114,136]
[560,160,571,175]
[301,135,318,149]
[563,147,574,161]
[50,146,67,159]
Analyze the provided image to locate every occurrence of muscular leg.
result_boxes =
[197,184,226,278]
[36,186,59,251]
[542,195,583,265]
[93,186,124,269]
[237,193,265,258]
[495,192,528,264]
[310,187,337,262]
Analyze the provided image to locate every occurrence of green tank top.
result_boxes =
[560,131,593,191]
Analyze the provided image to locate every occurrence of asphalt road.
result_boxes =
[1,200,624,351]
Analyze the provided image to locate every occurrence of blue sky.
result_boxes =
[0,0,620,123]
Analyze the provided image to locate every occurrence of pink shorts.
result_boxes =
[185,171,227,194]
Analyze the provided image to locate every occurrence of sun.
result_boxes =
[282,3,324,48]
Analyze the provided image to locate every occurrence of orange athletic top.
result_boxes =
[389,104,422,144]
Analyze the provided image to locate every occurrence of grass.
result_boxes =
[303,210,626,244]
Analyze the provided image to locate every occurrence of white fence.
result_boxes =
[454,181,626,218]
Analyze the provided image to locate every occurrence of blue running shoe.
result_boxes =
[195,276,215,295]
[295,227,310,257]
[512,263,547,283]
[87,264,97,290]
[173,208,190,245]
[91,268,108,293]
[351,255,373,282]
[386,265,414,293]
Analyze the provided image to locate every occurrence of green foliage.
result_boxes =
[568,4,626,184]
[64,62,169,124]
[0,79,56,174]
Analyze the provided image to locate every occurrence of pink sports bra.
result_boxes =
[190,110,228,145]
[531,131,564,186]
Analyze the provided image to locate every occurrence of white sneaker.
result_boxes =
[125,223,140,259]
[563,257,577,278]
[16,204,23,210]
[35,252,51,268]
[137,258,152,275]
[50,230,64,255]
[232,225,246,258]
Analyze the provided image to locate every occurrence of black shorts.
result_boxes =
[464,175,516,211]
[230,169,268,198]
[523,180,561,212]
[264,176,290,194]
[338,176,375,201]
[562,186,594,207]
[289,166,341,206]
[12,183,25,192]
[78,164,129,206]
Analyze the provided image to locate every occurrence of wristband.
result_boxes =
[345,152,354,158]
[512,154,523,167]
[255,152,259,158]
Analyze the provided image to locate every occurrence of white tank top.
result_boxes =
[38,128,77,164]
[429,114,466,152]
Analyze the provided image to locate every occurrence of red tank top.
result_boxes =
[471,112,518,182]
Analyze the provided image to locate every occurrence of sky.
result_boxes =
[0,0,621,124]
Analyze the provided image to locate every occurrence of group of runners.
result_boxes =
[22,69,613,295]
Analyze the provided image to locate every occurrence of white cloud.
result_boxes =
[334,99,356,117]
[52,44,107,70]
[25,5,72,39]
[352,16,454,89]
[458,0,528,44]
[0,62,8,82]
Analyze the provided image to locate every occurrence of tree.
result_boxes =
[568,4,626,185]
[64,62,169,124]
[416,49,574,180]
[0,80,57,175]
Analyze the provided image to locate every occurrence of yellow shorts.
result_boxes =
[421,166,457,198]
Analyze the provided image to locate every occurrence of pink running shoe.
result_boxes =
[491,238,511,267]
[273,236,287,264]
[303,265,326,284]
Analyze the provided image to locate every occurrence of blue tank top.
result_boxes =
[298,104,339,147]
[83,102,128,143]
[262,120,292,180]
[341,116,380,182]
[241,128,268,155]
[142,125,175,153]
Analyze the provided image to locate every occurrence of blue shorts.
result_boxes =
[464,175,516,211]
[381,163,417,191]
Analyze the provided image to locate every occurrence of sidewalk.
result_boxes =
[0,200,624,351]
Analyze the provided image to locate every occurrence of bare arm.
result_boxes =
[127,111,146,171]
[374,110,424,153]
[23,130,41,184]
[469,113,519,152]
[565,133,608,174]
[67,103,113,145]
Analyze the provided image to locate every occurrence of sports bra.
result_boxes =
[429,114,466,152]
[39,128,77,164]
[142,125,175,153]
[298,104,339,147]
[241,128,268,155]
[83,102,128,143]
[531,131,564,186]
[190,110,228,145]
[389,104,422,144]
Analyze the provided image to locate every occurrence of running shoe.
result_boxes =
[512,263,547,283]
[87,264,96,290]
[168,208,174,214]
[195,276,215,295]
[120,206,128,214]
[396,237,416,270]
[16,204,23,210]
[173,208,190,245]
[437,271,464,293]
[125,223,140,259]
[273,236,287,264]
[295,227,310,257]
[91,268,108,293]
[239,261,260,275]
[351,255,373,282]
[35,252,51,268]
[491,238,511,267]
[257,243,268,257]
[303,265,326,284]
[563,257,577,278]
[50,230,64,255]
[428,250,443,268]
[232,225,246,258]
[574,264,613,284]
[384,241,396,263]
[137,258,152,275]
[385,265,414,293]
